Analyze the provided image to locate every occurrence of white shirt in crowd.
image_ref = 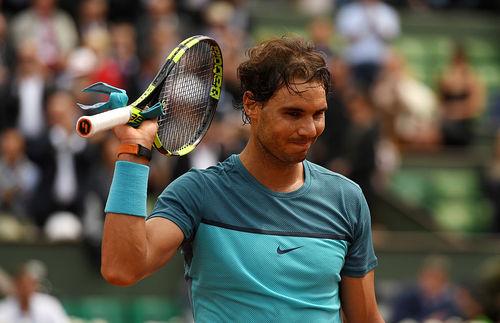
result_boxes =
[337,1,400,65]
[0,292,70,323]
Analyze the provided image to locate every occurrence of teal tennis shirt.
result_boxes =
[148,155,378,322]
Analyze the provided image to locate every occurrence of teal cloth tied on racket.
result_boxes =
[76,82,164,126]
[77,82,129,113]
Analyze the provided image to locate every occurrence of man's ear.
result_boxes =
[243,91,260,120]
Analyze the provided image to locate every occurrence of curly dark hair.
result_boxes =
[236,36,331,124]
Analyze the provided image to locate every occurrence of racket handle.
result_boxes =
[76,106,132,138]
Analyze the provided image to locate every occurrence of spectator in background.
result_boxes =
[84,27,124,89]
[205,1,250,96]
[218,40,244,113]
[170,120,229,181]
[139,19,180,92]
[437,42,485,146]
[390,255,462,323]
[175,0,207,33]
[84,135,121,216]
[372,49,440,151]
[0,260,70,323]
[201,1,249,119]
[81,134,120,266]
[296,0,334,17]
[454,283,493,323]
[329,90,380,206]
[0,128,40,219]
[56,45,97,106]
[336,0,400,91]
[483,130,500,233]
[0,267,12,298]
[10,0,78,74]
[478,257,500,322]
[5,39,50,142]
[110,22,141,100]
[183,1,254,172]
[0,13,16,131]
[27,90,95,235]
[77,0,109,39]
[58,20,122,106]
[308,16,335,59]
[226,0,252,33]
[202,0,252,44]
[311,56,353,167]
[136,0,182,61]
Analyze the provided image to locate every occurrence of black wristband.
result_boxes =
[117,143,152,161]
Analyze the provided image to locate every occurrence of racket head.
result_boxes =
[133,35,223,156]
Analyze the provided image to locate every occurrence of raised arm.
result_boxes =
[101,214,184,286]
[100,120,184,286]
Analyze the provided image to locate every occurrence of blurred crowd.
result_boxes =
[0,0,254,244]
[0,259,71,323]
[0,0,499,322]
[382,254,500,323]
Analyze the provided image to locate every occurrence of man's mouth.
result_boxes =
[289,140,313,148]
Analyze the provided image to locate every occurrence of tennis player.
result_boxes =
[101,37,384,322]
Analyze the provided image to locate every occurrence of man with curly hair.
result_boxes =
[100,37,384,322]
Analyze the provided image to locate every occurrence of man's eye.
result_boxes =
[314,111,325,119]
[286,111,300,117]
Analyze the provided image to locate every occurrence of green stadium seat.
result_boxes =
[61,298,84,319]
[390,166,493,233]
[128,296,181,323]
[390,169,433,207]
[390,166,492,233]
[474,63,500,90]
[430,169,480,199]
[395,35,451,85]
[433,198,493,232]
[78,297,125,323]
[466,38,500,62]
[395,36,427,60]
[407,61,431,84]
[422,36,451,60]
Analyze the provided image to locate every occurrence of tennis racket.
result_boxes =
[75,35,223,156]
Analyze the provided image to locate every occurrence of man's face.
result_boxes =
[15,272,38,300]
[248,81,327,164]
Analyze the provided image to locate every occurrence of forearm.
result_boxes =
[101,213,150,285]
[101,154,151,285]
[341,304,385,323]
[101,213,182,286]
[340,272,385,323]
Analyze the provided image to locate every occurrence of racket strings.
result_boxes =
[158,41,214,152]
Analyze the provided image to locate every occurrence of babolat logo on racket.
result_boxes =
[128,107,145,127]
[210,45,223,100]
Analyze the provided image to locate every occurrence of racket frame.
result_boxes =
[147,36,222,156]
[75,35,223,157]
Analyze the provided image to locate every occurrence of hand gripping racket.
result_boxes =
[75,35,223,156]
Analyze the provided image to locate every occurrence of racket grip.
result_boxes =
[76,106,132,138]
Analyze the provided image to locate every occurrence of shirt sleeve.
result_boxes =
[341,188,378,277]
[147,169,205,240]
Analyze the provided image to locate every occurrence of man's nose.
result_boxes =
[297,117,318,138]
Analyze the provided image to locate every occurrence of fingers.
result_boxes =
[139,118,158,135]
[113,119,157,148]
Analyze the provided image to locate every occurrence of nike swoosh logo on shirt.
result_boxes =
[276,245,303,254]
